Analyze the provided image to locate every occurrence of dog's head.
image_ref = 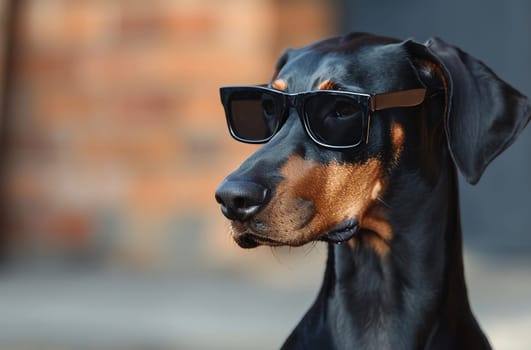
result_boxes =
[215,33,530,251]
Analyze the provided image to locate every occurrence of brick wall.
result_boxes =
[2,0,337,268]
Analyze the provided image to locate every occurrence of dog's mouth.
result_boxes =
[318,218,359,244]
[234,232,285,249]
[233,218,359,248]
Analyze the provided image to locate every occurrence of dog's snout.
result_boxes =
[215,180,269,222]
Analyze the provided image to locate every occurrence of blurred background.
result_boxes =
[0,0,529,349]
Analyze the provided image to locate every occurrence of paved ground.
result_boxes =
[0,251,530,350]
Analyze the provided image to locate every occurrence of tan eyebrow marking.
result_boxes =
[318,79,336,90]
[272,79,287,91]
[391,122,405,163]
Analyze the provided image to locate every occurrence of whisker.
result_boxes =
[270,246,283,264]
[377,196,392,208]
[303,241,318,257]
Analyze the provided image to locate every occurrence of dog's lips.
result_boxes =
[318,219,359,244]
[233,231,284,249]
[231,218,359,247]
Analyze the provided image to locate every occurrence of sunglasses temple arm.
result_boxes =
[370,88,427,111]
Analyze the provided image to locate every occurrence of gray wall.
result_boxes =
[341,0,531,257]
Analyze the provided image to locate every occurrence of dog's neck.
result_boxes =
[288,163,489,349]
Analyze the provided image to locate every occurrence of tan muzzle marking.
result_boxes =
[263,155,393,254]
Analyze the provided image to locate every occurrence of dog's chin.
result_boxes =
[233,234,260,249]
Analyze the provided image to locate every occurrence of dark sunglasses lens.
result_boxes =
[305,95,365,147]
[228,91,280,141]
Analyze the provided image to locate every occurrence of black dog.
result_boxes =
[215,33,530,349]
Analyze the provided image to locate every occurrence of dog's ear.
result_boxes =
[271,48,295,81]
[405,38,530,184]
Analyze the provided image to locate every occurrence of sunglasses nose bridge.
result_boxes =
[285,94,296,109]
[285,94,304,116]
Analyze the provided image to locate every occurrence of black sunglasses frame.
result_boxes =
[219,85,427,149]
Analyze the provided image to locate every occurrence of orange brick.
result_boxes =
[273,1,338,50]
[19,0,114,48]
[78,128,183,167]
[126,173,181,218]
[16,50,75,82]
[118,13,166,38]
[34,88,94,125]
[112,90,177,122]
[166,11,216,39]
[44,212,93,248]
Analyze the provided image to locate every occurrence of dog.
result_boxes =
[215,32,530,349]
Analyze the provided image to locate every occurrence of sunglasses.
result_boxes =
[219,85,427,149]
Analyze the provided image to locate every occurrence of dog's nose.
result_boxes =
[215,180,269,222]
